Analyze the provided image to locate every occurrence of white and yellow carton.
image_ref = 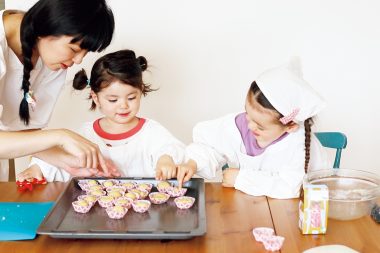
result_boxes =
[299,184,329,234]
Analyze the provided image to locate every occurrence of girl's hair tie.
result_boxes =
[86,79,91,87]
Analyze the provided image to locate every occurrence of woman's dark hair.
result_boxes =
[249,81,314,186]
[73,49,154,110]
[19,0,115,125]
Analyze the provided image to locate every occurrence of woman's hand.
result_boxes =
[57,129,112,176]
[176,159,197,188]
[222,168,239,187]
[155,155,177,181]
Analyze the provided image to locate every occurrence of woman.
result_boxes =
[0,0,118,180]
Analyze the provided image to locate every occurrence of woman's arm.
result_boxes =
[0,128,111,175]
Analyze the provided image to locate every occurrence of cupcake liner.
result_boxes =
[252,227,274,242]
[113,197,133,209]
[72,200,92,213]
[132,200,151,213]
[77,194,98,206]
[106,206,128,219]
[106,185,127,193]
[101,179,120,188]
[174,196,195,209]
[136,183,153,193]
[129,189,149,199]
[156,181,173,193]
[120,181,137,190]
[167,187,187,197]
[262,235,285,251]
[149,192,170,204]
[98,196,115,208]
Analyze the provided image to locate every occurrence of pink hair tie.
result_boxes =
[279,108,299,125]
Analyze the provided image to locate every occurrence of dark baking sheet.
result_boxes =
[37,177,206,239]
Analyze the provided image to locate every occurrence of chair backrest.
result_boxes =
[314,132,347,169]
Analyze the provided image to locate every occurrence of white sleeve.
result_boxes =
[186,121,233,180]
[149,122,186,167]
[29,157,71,182]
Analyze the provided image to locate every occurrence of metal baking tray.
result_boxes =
[37,177,206,240]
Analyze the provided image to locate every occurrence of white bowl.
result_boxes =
[304,169,380,220]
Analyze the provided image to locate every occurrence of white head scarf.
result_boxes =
[255,57,326,124]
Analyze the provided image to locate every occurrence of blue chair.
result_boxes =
[314,132,347,168]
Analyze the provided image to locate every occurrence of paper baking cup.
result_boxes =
[72,200,92,213]
[132,200,151,213]
[167,187,187,197]
[98,197,115,208]
[174,196,195,209]
[136,183,153,193]
[120,181,137,190]
[106,206,128,219]
[252,227,275,242]
[262,235,285,251]
[149,192,170,204]
[113,197,133,209]
[77,195,98,206]
[156,181,173,193]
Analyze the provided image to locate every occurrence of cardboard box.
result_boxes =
[299,184,329,234]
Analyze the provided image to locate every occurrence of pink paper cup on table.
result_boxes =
[262,235,285,251]
[252,227,275,242]
[72,200,92,214]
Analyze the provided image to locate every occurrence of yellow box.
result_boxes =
[299,184,329,234]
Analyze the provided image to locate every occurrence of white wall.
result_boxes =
[7,0,380,175]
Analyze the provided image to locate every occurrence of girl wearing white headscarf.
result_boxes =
[178,58,329,199]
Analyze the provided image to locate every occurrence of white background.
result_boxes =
[6,0,380,176]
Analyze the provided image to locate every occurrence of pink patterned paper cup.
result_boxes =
[77,194,98,206]
[174,196,195,209]
[156,181,173,193]
[101,179,120,188]
[106,205,128,219]
[262,235,285,251]
[128,189,149,199]
[113,197,133,209]
[167,187,187,197]
[252,227,275,242]
[136,183,153,193]
[132,200,151,213]
[72,200,92,213]
[149,192,170,204]
[120,181,137,190]
[98,196,115,208]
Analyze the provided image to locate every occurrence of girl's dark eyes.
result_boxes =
[108,100,117,103]
[128,97,136,101]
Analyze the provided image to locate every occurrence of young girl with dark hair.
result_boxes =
[18,49,185,182]
[179,59,329,198]
[0,0,116,180]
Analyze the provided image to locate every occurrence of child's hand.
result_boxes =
[222,168,239,187]
[156,155,177,181]
[17,164,44,182]
[177,159,197,188]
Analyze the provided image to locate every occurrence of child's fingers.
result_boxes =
[176,167,186,189]
[97,153,110,176]
[156,169,163,181]
[182,171,193,184]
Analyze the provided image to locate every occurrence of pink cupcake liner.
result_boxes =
[262,235,285,251]
[128,189,149,199]
[78,179,99,191]
[87,189,106,197]
[120,181,137,190]
[106,206,128,219]
[72,200,92,213]
[149,192,170,204]
[252,227,274,242]
[98,197,115,208]
[106,185,127,193]
[167,187,187,197]
[136,183,153,193]
[156,181,173,193]
[101,179,120,188]
[174,196,195,209]
[113,197,133,209]
[132,200,151,213]
[77,195,98,206]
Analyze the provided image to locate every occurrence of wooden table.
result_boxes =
[0,183,275,253]
[268,198,380,253]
